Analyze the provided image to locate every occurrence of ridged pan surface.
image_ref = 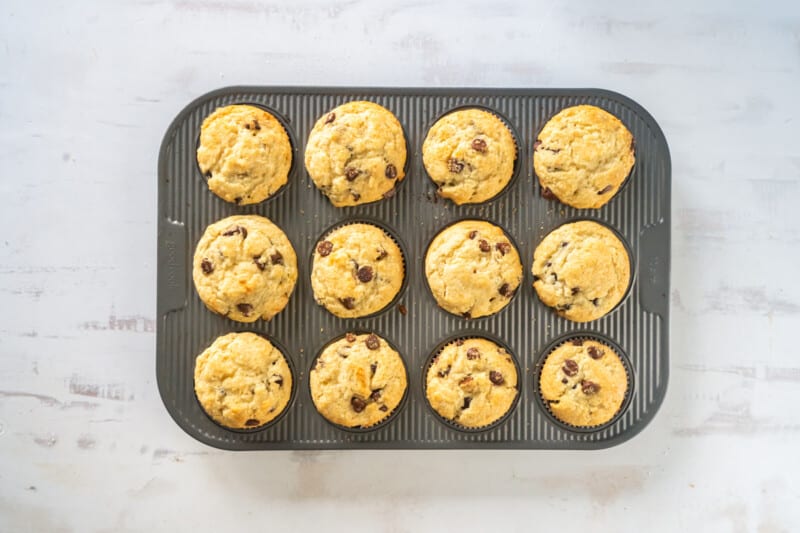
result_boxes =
[157,87,671,450]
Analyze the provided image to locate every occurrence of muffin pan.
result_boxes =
[157,87,671,450]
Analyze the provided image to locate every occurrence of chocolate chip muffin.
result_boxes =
[534,105,635,209]
[425,220,522,319]
[532,220,630,322]
[426,337,518,428]
[197,104,292,205]
[309,333,407,428]
[539,338,628,427]
[311,223,404,318]
[422,108,517,204]
[305,101,407,207]
[194,332,293,429]
[193,215,298,322]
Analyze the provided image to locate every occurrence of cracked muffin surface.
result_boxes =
[305,101,406,207]
[534,105,634,209]
[193,215,298,322]
[194,332,293,429]
[426,337,518,428]
[532,220,630,322]
[425,220,522,319]
[197,104,292,205]
[539,338,627,427]
[422,108,516,204]
[311,224,404,318]
[310,333,407,428]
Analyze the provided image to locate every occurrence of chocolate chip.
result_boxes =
[351,192,361,201]
[222,225,247,238]
[561,378,569,384]
[456,339,465,346]
[370,362,377,375]
[345,167,360,181]
[459,376,474,386]
[244,419,260,427]
[562,359,579,377]
[495,242,511,255]
[253,257,266,270]
[317,241,333,257]
[581,380,600,395]
[588,346,605,359]
[339,297,355,310]
[468,230,477,239]
[471,138,487,152]
[479,239,491,252]
[571,338,584,346]
[365,334,380,350]
[489,371,504,385]
[234,197,242,204]
[561,241,569,247]
[557,303,572,311]
[236,303,253,316]
[325,112,335,124]
[253,120,260,130]
[376,248,388,260]
[533,140,542,150]
[370,390,382,401]
[532,275,540,282]
[447,158,464,173]
[462,397,472,409]
[499,283,511,297]
[571,287,580,295]
[398,304,407,315]
[357,266,374,282]
[379,405,388,412]
[438,365,451,378]
[541,186,556,200]
[466,347,480,360]
[462,311,471,319]
[270,251,283,265]
[351,396,367,412]
[346,333,356,343]
[204,171,212,179]
[385,164,397,179]
[592,298,601,306]
[383,188,396,199]
[274,376,284,387]
[201,259,214,274]
[597,185,613,195]
[546,261,552,267]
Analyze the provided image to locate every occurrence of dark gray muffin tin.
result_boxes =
[157,87,671,450]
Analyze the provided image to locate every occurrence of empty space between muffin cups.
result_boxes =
[421,105,522,205]
[423,334,521,433]
[534,333,634,433]
[194,102,297,206]
[308,331,409,432]
[193,331,297,433]
[310,218,408,319]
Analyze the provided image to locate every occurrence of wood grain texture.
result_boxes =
[1,0,799,530]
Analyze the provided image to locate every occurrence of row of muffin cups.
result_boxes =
[193,329,634,435]
[197,101,635,209]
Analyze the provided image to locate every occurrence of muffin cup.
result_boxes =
[533,217,637,322]
[194,331,297,433]
[422,332,522,433]
[309,217,409,320]
[422,218,523,321]
[308,331,409,433]
[533,332,634,433]
[194,102,298,206]
[422,104,522,205]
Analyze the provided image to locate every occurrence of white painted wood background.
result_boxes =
[1,0,798,531]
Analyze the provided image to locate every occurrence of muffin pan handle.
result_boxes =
[638,220,670,317]
[157,220,188,315]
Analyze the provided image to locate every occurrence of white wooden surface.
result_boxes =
[1,0,799,531]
